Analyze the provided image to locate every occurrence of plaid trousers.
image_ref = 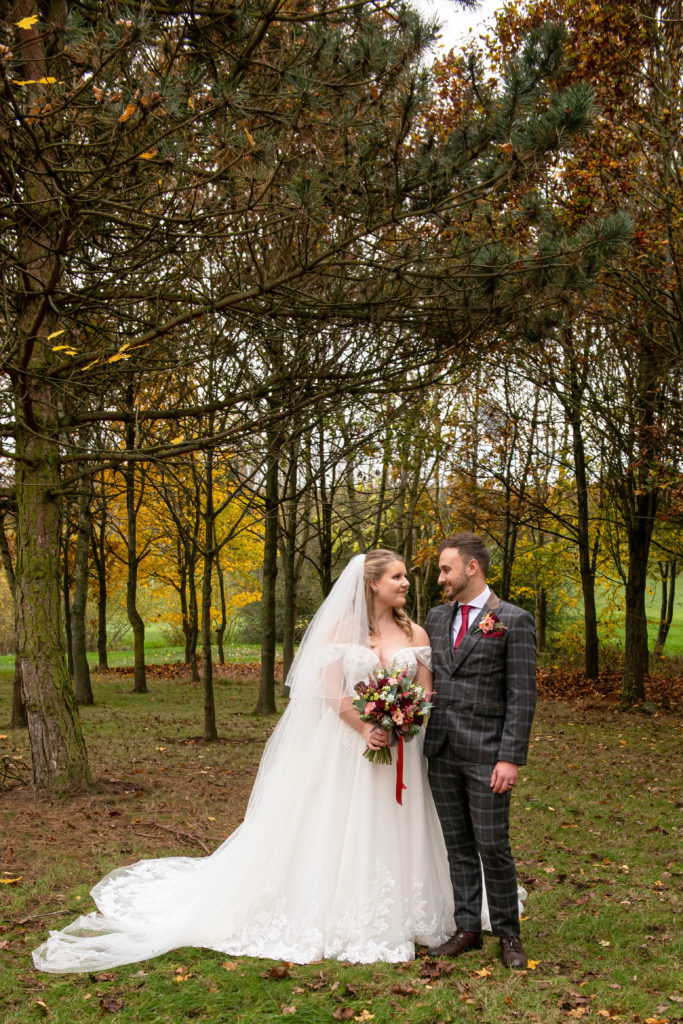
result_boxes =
[428,744,520,937]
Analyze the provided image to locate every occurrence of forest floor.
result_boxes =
[0,668,681,1024]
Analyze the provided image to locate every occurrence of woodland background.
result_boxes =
[0,0,680,794]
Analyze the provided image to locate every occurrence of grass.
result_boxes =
[0,625,269,672]
[0,672,681,1024]
[549,574,683,658]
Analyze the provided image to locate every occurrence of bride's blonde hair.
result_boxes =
[364,549,413,640]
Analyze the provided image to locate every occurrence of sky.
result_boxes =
[413,0,502,55]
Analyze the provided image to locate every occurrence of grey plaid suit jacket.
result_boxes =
[423,594,536,765]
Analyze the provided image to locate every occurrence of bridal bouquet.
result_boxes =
[353,668,433,766]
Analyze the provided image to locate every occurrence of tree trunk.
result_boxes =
[0,513,27,729]
[255,446,279,715]
[653,559,676,656]
[91,474,109,670]
[187,568,200,681]
[214,541,227,666]
[71,474,93,705]
[179,546,190,659]
[10,2,90,787]
[62,531,74,677]
[621,490,657,708]
[535,586,547,653]
[499,503,517,602]
[571,415,600,678]
[281,443,299,685]
[318,427,333,598]
[15,410,91,790]
[124,416,147,694]
[202,450,218,741]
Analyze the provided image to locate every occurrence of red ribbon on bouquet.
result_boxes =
[395,734,407,805]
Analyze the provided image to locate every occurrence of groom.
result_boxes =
[424,533,536,969]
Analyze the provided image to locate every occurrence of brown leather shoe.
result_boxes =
[500,935,527,969]
[427,929,483,958]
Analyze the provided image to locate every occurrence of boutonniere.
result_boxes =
[475,612,507,637]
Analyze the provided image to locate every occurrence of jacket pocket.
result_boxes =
[473,703,505,717]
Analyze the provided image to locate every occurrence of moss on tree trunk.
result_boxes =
[16,414,91,791]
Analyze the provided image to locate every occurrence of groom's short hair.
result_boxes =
[438,532,491,577]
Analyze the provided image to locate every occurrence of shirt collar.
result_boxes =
[462,585,490,611]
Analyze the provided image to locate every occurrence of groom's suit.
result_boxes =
[424,592,536,937]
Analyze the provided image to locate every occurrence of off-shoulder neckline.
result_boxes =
[369,645,430,671]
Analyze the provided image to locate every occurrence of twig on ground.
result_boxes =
[16,908,81,925]
[133,821,211,855]
[1,756,30,788]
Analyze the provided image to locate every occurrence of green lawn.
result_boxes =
[0,670,680,1024]
[0,623,269,672]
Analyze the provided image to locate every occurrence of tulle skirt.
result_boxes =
[33,712,458,972]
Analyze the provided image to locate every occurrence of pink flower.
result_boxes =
[391,709,404,726]
[364,701,376,715]
[476,612,508,636]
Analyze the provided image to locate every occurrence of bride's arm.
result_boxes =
[338,698,390,749]
[322,650,388,749]
[415,662,433,702]
[411,624,433,701]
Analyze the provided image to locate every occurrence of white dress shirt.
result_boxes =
[451,585,491,646]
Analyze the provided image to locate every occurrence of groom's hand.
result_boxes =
[490,761,519,794]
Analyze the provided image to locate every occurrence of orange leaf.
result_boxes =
[119,103,136,123]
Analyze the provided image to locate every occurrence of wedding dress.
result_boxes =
[35,548,474,972]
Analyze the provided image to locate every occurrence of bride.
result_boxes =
[34,550,459,971]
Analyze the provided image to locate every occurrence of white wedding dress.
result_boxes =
[33,645,462,973]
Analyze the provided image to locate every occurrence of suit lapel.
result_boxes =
[446,601,458,671]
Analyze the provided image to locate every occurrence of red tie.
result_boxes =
[454,604,471,651]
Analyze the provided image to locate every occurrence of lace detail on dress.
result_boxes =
[375,645,431,677]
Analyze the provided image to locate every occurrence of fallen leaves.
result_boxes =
[264,963,293,980]
[100,996,125,1013]
[390,983,420,996]
[418,959,455,979]
[559,993,594,1017]
[332,1009,355,1022]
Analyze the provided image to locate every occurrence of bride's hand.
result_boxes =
[363,724,389,749]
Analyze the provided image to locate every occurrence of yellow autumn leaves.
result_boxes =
[15,14,39,30]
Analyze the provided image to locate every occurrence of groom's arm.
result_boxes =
[497,607,537,767]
